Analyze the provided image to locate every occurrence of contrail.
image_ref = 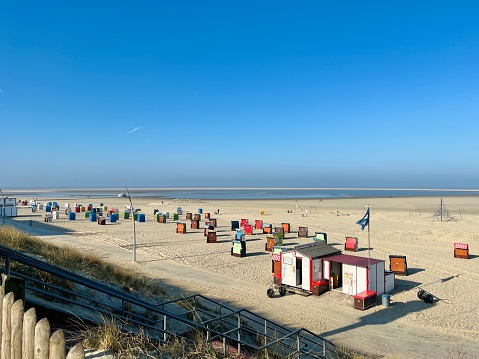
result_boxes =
[193,82,210,97]
[127,126,144,134]
[0,90,4,95]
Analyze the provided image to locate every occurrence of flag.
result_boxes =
[356,208,369,230]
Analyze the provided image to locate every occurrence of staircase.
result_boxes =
[0,245,338,358]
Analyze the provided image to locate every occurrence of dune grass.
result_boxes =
[0,225,165,297]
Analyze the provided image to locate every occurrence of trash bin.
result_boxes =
[382,294,390,307]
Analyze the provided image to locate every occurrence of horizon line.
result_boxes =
[3,187,479,192]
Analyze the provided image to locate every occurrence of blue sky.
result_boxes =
[1,1,478,189]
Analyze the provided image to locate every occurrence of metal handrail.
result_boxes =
[0,244,338,358]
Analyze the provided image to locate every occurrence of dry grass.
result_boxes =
[0,225,165,297]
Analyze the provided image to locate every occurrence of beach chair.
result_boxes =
[265,236,278,252]
[345,237,358,252]
[314,232,327,243]
[207,230,217,243]
[454,243,469,259]
[231,220,239,231]
[176,223,186,234]
[244,223,253,235]
[263,224,273,234]
[298,226,308,238]
[389,255,408,275]
[231,240,246,257]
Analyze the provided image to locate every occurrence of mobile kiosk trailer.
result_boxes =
[267,242,341,297]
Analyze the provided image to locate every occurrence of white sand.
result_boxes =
[9,195,479,358]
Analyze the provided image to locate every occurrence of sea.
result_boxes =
[5,188,479,200]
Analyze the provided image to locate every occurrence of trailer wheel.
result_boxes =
[267,288,275,298]
[279,286,286,296]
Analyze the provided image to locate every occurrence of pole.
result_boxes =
[440,198,443,222]
[367,205,371,290]
[125,185,137,262]
[0,188,5,225]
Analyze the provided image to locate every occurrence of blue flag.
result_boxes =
[356,208,369,230]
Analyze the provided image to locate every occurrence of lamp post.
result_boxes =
[0,188,5,225]
[124,185,137,262]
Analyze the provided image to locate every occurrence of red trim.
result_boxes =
[310,258,313,291]
[280,251,283,284]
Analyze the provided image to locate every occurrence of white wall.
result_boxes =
[0,207,17,217]
[385,272,395,293]
[311,258,322,283]
[342,264,357,295]
[302,258,311,290]
[376,262,385,295]
[282,252,298,286]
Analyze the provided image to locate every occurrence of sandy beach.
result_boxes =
[5,194,479,358]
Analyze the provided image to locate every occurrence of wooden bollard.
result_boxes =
[11,299,24,358]
[66,343,85,359]
[23,307,37,359]
[0,274,5,347]
[35,318,50,359]
[50,329,66,359]
[1,292,14,359]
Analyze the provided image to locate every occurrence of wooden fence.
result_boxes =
[0,277,85,359]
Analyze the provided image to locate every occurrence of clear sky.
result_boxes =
[1,1,478,189]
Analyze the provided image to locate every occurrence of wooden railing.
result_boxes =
[0,278,84,359]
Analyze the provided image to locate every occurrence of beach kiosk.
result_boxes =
[0,198,17,217]
[267,242,341,297]
[322,254,394,297]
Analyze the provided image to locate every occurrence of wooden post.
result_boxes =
[11,299,24,359]
[0,290,82,359]
[0,275,6,347]
[22,308,36,359]
[35,318,50,359]
[2,292,14,359]
[66,343,85,359]
[49,330,66,359]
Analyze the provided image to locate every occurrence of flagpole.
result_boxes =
[368,211,371,290]
[368,208,371,290]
